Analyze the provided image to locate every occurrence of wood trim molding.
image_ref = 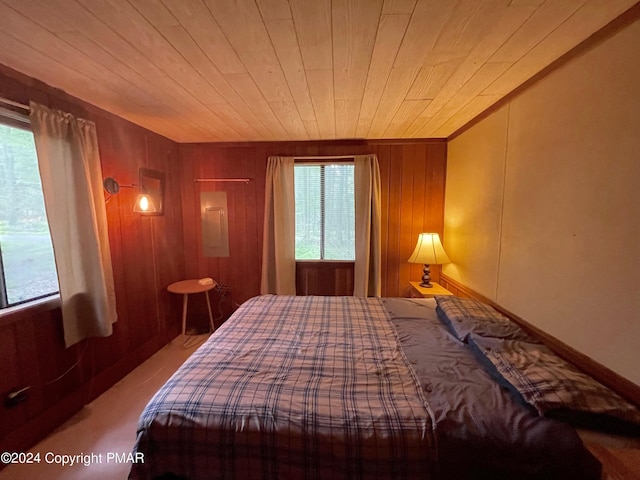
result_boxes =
[184,138,447,149]
[440,274,640,406]
[0,295,61,328]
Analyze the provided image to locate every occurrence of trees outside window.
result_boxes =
[294,164,355,261]
[0,121,58,307]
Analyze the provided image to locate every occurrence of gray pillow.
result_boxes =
[469,335,640,428]
[434,295,535,342]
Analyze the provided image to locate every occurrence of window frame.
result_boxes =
[0,294,60,328]
[294,159,355,262]
[0,106,60,310]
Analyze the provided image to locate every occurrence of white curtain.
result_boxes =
[354,154,382,297]
[260,156,296,295]
[30,102,117,347]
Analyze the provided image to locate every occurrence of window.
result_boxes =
[0,115,58,308]
[294,163,355,260]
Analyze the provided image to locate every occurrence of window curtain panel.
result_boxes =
[260,156,296,295]
[354,154,382,297]
[30,102,117,347]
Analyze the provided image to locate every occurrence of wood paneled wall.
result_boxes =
[0,64,185,453]
[178,140,447,310]
[0,63,447,453]
[296,262,355,296]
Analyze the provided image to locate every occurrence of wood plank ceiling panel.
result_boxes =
[154,0,273,139]
[382,0,418,15]
[262,11,320,139]
[8,0,226,141]
[127,0,261,139]
[484,0,639,96]
[203,0,298,139]
[367,0,457,138]
[290,0,335,139]
[403,0,516,137]
[73,0,240,139]
[0,0,636,142]
[332,0,382,138]
[356,12,412,138]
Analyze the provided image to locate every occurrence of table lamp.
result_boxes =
[407,233,450,288]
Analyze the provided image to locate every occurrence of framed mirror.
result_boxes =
[139,168,165,216]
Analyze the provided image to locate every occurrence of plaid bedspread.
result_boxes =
[130,295,437,480]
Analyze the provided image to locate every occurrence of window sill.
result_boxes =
[0,294,61,327]
[295,260,355,264]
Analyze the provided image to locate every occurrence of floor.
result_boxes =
[0,334,207,480]
[579,430,640,480]
[1,333,638,480]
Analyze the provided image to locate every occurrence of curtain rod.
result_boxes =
[293,155,356,160]
[194,178,251,183]
[0,97,30,110]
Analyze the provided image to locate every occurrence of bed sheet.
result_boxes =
[384,297,601,479]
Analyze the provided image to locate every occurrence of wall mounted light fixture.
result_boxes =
[103,176,158,213]
[133,192,156,213]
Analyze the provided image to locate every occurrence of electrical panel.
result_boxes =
[200,191,229,257]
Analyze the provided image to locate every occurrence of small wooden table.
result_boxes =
[409,281,454,298]
[167,279,216,337]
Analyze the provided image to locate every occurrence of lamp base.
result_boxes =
[419,264,433,288]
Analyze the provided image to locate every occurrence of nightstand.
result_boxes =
[409,281,453,298]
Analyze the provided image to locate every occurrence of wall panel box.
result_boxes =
[201,192,229,257]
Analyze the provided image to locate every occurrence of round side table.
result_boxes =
[167,279,216,337]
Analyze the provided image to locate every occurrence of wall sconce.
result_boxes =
[133,193,156,213]
[103,176,158,213]
[407,233,450,288]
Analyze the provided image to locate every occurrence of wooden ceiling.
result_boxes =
[0,0,637,143]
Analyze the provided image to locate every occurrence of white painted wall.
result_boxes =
[443,18,640,385]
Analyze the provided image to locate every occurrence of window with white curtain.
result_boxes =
[0,114,58,308]
[294,163,355,260]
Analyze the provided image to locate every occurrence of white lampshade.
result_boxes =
[407,233,450,265]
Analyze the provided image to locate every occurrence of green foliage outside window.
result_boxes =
[294,164,355,261]
[0,123,58,306]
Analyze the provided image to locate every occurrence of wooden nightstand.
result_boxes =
[409,281,453,298]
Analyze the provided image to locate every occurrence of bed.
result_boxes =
[129,294,614,479]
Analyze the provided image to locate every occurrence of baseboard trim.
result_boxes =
[439,274,640,406]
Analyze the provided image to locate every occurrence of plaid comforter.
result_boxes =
[130,295,437,480]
